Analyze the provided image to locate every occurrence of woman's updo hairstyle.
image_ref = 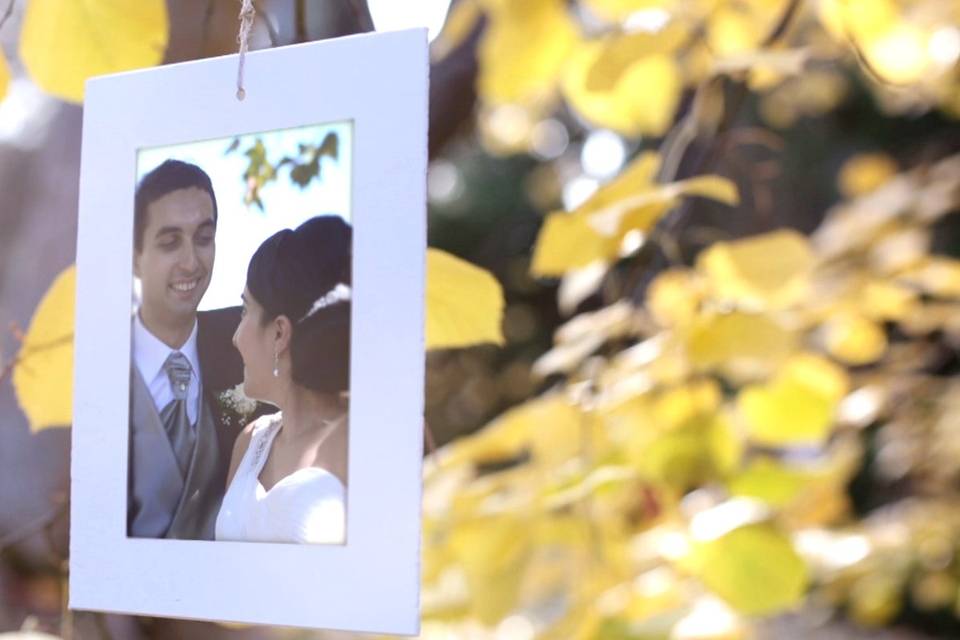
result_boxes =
[246,215,351,393]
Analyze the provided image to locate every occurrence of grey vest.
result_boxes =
[128,367,227,540]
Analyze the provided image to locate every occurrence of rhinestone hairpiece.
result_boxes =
[297,283,351,323]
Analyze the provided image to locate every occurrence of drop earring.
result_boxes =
[273,352,279,378]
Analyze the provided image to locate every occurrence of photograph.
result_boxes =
[68,28,426,633]
[127,122,353,545]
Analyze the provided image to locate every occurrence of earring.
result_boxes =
[273,352,279,378]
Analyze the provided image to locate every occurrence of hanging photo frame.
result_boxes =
[71,29,427,634]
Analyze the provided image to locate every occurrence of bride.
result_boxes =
[215,215,351,544]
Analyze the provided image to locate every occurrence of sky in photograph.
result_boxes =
[135,120,352,311]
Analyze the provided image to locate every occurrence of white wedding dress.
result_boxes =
[215,413,346,544]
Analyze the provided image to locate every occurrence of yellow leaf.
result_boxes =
[579,151,662,219]
[447,515,530,624]
[650,379,721,431]
[727,458,813,507]
[781,353,849,403]
[707,7,762,56]
[708,412,743,477]
[697,230,814,310]
[848,573,903,627]
[0,51,9,101]
[582,0,673,22]
[13,266,75,431]
[627,411,739,491]
[818,0,897,43]
[685,312,796,382]
[861,23,930,85]
[442,394,582,468]
[531,210,614,277]
[859,279,917,321]
[737,354,848,446]
[690,522,808,616]
[838,153,898,198]
[585,173,739,239]
[821,0,929,85]
[427,248,505,349]
[478,0,578,106]
[562,29,686,137]
[647,269,703,327]
[636,423,716,491]
[668,174,741,207]
[530,153,659,276]
[897,257,960,299]
[19,0,169,103]
[531,152,738,277]
[822,312,887,365]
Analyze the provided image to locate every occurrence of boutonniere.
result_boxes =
[217,383,257,428]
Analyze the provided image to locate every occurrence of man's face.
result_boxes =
[134,187,216,329]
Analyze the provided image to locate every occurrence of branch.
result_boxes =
[0,499,68,553]
[198,0,214,58]
[295,0,307,43]
[252,0,279,47]
[0,0,14,32]
[625,0,804,303]
[345,0,375,32]
[429,3,485,158]
[0,333,74,386]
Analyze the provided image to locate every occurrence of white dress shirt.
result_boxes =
[133,313,203,426]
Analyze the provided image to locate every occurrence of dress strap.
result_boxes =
[245,415,282,479]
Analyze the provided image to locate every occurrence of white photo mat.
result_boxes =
[71,29,427,634]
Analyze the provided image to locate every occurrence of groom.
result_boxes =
[127,159,244,540]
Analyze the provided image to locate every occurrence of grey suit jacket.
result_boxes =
[127,366,230,540]
[127,308,250,539]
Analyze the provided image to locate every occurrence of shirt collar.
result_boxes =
[133,312,201,385]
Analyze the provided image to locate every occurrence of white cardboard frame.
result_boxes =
[71,29,427,635]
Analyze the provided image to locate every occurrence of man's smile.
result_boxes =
[170,278,202,294]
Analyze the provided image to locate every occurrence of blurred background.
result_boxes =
[3,0,960,638]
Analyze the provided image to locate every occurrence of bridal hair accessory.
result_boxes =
[297,283,351,324]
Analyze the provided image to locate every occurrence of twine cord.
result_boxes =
[236,0,256,100]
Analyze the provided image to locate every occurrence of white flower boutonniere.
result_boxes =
[217,383,257,428]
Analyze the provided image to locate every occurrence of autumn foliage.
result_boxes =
[5,0,960,638]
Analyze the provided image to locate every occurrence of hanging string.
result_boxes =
[235,0,256,101]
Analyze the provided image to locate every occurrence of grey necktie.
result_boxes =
[159,352,196,478]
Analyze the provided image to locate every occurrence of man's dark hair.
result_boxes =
[134,159,218,252]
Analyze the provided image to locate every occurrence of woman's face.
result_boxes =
[233,287,278,402]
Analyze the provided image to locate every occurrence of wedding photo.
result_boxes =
[127,122,353,545]
[71,28,425,631]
